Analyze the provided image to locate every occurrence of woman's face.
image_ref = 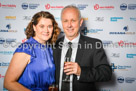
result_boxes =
[33,17,53,44]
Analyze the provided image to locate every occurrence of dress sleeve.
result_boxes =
[14,43,36,58]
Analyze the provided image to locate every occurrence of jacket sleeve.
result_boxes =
[79,41,112,82]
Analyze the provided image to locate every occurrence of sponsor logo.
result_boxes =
[101,40,136,48]
[0,38,16,44]
[22,3,39,10]
[55,17,61,21]
[3,88,8,91]
[120,3,127,10]
[22,38,27,43]
[111,63,132,72]
[123,25,128,31]
[128,4,136,10]
[72,4,88,10]
[0,51,14,55]
[6,24,11,29]
[120,3,136,10]
[0,74,4,79]
[110,17,123,22]
[0,38,5,44]
[0,38,22,48]
[117,76,124,83]
[126,54,136,58]
[5,16,16,20]
[0,62,10,67]
[130,17,136,21]
[109,26,135,35]
[118,40,136,47]
[82,27,103,35]
[0,24,17,33]
[94,4,114,10]
[125,77,136,83]
[117,76,136,83]
[95,17,104,21]
[111,53,120,58]
[24,28,26,31]
[83,17,88,21]
[102,40,113,47]
[0,2,16,9]
[23,16,32,20]
[22,3,28,9]
[45,4,64,10]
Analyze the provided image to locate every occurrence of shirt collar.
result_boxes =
[64,33,80,44]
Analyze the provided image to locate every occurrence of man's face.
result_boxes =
[61,8,83,40]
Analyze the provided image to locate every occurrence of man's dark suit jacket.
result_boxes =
[53,34,112,91]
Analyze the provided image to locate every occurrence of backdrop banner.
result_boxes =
[0,0,136,91]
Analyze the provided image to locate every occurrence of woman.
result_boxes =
[4,11,60,91]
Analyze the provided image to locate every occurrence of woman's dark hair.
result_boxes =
[25,11,60,44]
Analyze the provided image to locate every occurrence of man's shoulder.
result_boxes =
[81,35,102,43]
[54,36,64,48]
[56,36,64,43]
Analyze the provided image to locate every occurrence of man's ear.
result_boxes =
[80,18,83,27]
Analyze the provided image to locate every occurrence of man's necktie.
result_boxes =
[61,42,72,91]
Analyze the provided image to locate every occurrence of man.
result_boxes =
[53,5,112,91]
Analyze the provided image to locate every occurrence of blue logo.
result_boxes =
[0,38,16,44]
[0,38,5,44]
[22,3,28,10]
[125,77,136,83]
[82,27,88,35]
[0,24,17,33]
[102,40,113,46]
[0,62,10,67]
[82,27,103,35]
[29,4,39,9]
[3,88,8,91]
[117,76,124,83]
[126,54,136,58]
[117,76,136,83]
[110,17,123,22]
[72,4,88,10]
[120,3,127,10]
[109,25,135,35]
[130,17,136,21]
[6,24,11,29]
[111,63,132,72]
[111,63,117,72]
[0,51,14,55]
[55,17,61,21]
[22,3,39,10]
[123,26,128,31]
[128,4,136,10]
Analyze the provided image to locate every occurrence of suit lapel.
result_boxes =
[55,37,64,84]
[75,34,85,66]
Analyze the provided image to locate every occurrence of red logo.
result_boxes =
[94,4,114,10]
[0,74,5,78]
[94,4,99,10]
[118,40,136,47]
[118,40,124,46]
[22,38,27,43]
[45,4,50,10]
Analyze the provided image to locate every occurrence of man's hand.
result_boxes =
[64,62,81,76]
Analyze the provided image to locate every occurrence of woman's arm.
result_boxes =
[4,53,31,91]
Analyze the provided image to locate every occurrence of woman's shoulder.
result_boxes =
[13,37,36,57]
